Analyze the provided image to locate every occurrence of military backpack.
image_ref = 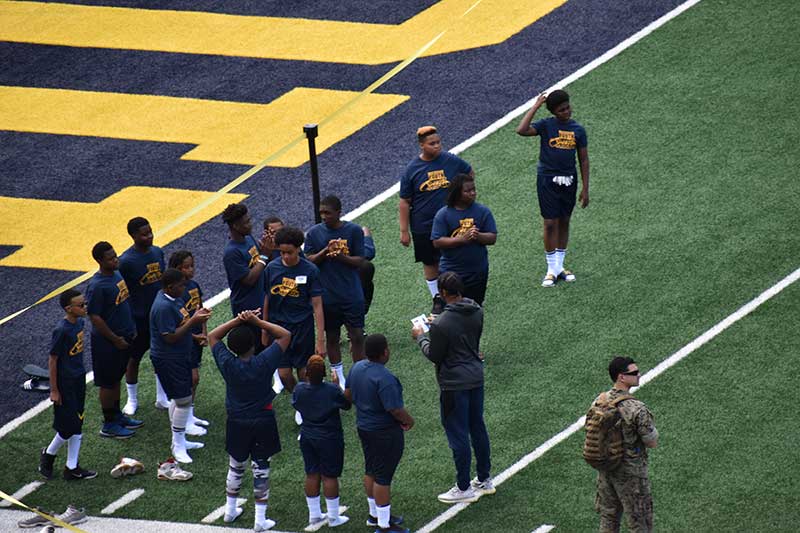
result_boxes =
[583,392,634,471]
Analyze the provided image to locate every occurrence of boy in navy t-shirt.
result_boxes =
[516,90,590,287]
[292,355,351,528]
[431,174,498,306]
[38,289,97,481]
[304,195,365,387]
[399,126,473,313]
[209,310,291,532]
[118,216,165,415]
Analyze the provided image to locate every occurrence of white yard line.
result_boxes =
[531,526,556,533]
[200,498,247,524]
[0,481,43,508]
[101,489,146,515]
[303,505,349,532]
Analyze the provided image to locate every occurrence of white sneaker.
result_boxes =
[557,269,576,282]
[328,515,350,527]
[223,507,243,523]
[185,440,204,450]
[470,476,496,495]
[157,458,193,481]
[254,518,276,531]
[122,401,137,416]
[437,485,479,504]
[186,423,207,436]
[171,445,193,464]
[110,457,145,478]
[154,400,170,410]
[541,273,557,287]
[295,410,303,425]
[191,414,210,427]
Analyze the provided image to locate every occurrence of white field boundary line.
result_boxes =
[532,526,556,533]
[101,489,146,515]
[201,497,247,524]
[0,481,43,508]
[303,506,349,532]
[418,265,800,533]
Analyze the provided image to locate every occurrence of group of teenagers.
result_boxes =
[37,89,593,532]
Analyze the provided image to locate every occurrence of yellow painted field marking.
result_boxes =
[0,0,566,65]
[0,186,247,272]
[0,86,409,166]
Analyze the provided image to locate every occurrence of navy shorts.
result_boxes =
[53,376,85,439]
[412,231,440,266]
[300,434,344,478]
[151,356,192,400]
[91,334,133,388]
[226,414,282,463]
[537,173,577,219]
[358,426,404,486]
[190,343,203,369]
[324,302,365,331]
[462,272,488,307]
[277,319,315,369]
[128,318,151,361]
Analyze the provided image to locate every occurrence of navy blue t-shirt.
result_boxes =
[304,222,364,306]
[399,152,472,233]
[212,341,284,419]
[292,382,348,440]
[347,360,404,431]
[223,235,266,316]
[118,245,165,322]
[431,202,498,280]
[266,257,323,325]
[50,318,86,380]
[149,291,192,360]
[532,117,587,176]
[86,271,136,339]
[181,279,204,335]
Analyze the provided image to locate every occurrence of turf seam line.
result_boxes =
[200,497,247,524]
[303,505,349,532]
[0,481,42,508]
[101,488,145,515]
[531,526,556,533]
[417,265,800,532]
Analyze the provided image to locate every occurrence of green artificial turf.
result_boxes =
[2,0,799,531]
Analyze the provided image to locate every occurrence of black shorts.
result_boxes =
[277,319,315,369]
[190,343,203,369]
[537,173,577,219]
[412,231,440,266]
[324,302,365,331]
[91,334,133,388]
[151,356,192,400]
[128,318,151,361]
[300,434,344,478]
[462,271,488,307]
[358,426,404,486]
[226,414,282,463]
[53,376,86,438]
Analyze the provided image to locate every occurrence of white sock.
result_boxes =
[326,496,340,521]
[426,278,439,298]
[272,369,284,394]
[171,404,190,448]
[306,495,322,520]
[377,504,391,529]
[168,400,176,424]
[66,434,82,469]
[155,375,168,404]
[46,433,67,455]
[226,495,238,516]
[367,497,377,517]
[255,502,267,523]
[555,248,566,273]
[545,251,558,276]
[332,363,345,390]
[125,382,138,406]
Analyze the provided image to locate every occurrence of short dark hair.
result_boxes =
[306,354,326,385]
[91,241,113,262]
[546,89,570,113]
[161,267,185,288]
[228,326,255,356]
[446,173,474,207]
[365,333,388,361]
[274,226,304,248]
[221,203,248,226]
[168,250,193,269]
[417,125,438,143]
[59,288,82,309]
[263,216,283,228]
[438,271,464,297]
[608,356,636,382]
[126,216,150,236]
[320,195,342,212]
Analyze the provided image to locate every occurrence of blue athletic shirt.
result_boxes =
[212,341,284,419]
[399,152,472,233]
[223,235,266,316]
[181,279,204,335]
[118,245,165,321]
[50,318,86,380]
[292,382,348,440]
[304,222,364,306]
[347,360,404,431]
[364,234,376,261]
[431,202,498,281]
[149,291,192,360]
[266,257,322,325]
[86,271,136,339]
[532,117,587,176]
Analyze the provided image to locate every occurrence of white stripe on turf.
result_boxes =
[0,481,43,508]
[101,489,146,515]
[200,498,247,524]
[531,526,556,533]
[303,506,348,532]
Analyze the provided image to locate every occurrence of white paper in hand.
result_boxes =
[411,314,430,333]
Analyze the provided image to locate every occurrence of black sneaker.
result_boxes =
[38,448,56,480]
[367,514,404,527]
[63,465,98,481]
[431,294,445,315]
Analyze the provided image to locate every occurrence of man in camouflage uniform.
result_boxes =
[592,356,659,533]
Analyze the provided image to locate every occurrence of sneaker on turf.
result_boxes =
[55,505,88,526]
[185,423,207,436]
[17,508,54,529]
[100,422,135,439]
[117,413,144,429]
[557,269,576,282]
[254,517,276,531]
[328,515,350,527]
[541,273,557,287]
[373,525,410,533]
[122,400,137,416]
[437,485,479,504]
[37,526,55,533]
[223,506,243,523]
[191,414,210,427]
[154,400,170,410]
[157,458,193,481]
[63,465,98,481]
[470,476,496,495]
[38,448,56,480]
[110,457,144,478]
[367,514,404,527]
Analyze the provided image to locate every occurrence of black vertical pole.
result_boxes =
[304,124,321,224]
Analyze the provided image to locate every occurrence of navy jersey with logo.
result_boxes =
[50,318,86,380]
[532,117,587,176]
[181,279,204,334]
[266,257,322,325]
[292,382,348,440]
[304,222,364,306]
[86,271,136,338]
[431,202,497,280]
[212,342,284,419]
[118,245,165,321]
[347,360,404,431]
[399,152,472,233]
[149,291,192,360]
[223,235,266,316]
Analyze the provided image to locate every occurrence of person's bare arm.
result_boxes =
[163,308,211,344]
[89,314,128,349]
[432,235,469,249]
[399,198,412,247]
[48,354,61,405]
[240,257,267,287]
[516,93,547,136]
[388,407,414,431]
[246,314,291,352]
[312,296,326,355]
[208,314,245,348]
[578,146,590,208]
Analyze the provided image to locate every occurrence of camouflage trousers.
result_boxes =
[595,469,653,532]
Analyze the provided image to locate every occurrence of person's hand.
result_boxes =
[112,335,130,350]
[362,226,372,238]
[315,339,326,357]
[466,226,479,241]
[192,333,208,346]
[579,188,590,208]
[50,388,62,405]
[401,417,414,431]
[237,309,261,323]
[411,325,424,339]
[400,230,410,247]
[191,307,212,325]
[325,240,341,258]
[257,230,270,252]
[331,370,339,386]
[535,92,547,107]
